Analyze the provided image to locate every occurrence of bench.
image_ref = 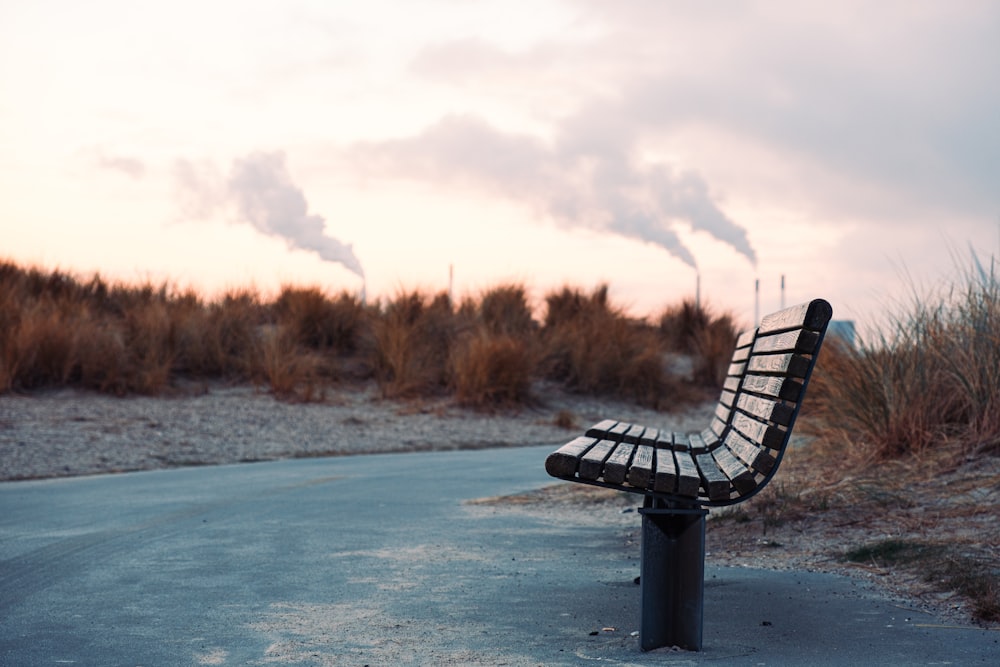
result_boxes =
[544,298,833,651]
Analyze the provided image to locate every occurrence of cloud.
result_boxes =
[571,1,1000,221]
[351,113,756,269]
[85,148,147,179]
[173,152,364,279]
[407,2,1000,229]
[172,159,226,220]
[97,154,146,179]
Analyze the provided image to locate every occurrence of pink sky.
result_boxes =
[2,1,998,334]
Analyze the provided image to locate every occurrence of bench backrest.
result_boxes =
[697,297,832,504]
[544,299,832,506]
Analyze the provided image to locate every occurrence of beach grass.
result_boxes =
[0,260,737,408]
[805,252,1000,466]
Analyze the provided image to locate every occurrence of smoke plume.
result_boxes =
[174,152,364,278]
[352,113,756,269]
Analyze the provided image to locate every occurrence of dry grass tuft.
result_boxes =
[273,286,369,355]
[660,299,740,386]
[448,284,537,409]
[806,252,1000,466]
[371,290,460,399]
[540,285,711,408]
[450,330,534,409]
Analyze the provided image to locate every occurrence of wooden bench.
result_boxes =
[544,298,833,651]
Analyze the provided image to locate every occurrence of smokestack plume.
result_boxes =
[173,152,364,280]
[351,114,757,271]
[228,152,364,278]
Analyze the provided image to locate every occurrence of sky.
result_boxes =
[2,0,998,334]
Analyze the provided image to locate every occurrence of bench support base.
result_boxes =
[639,500,708,651]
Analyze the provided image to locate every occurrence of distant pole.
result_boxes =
[448,264,454,303]
[754,278,760,327]
[780,274,786,310]
[695,272,701,310]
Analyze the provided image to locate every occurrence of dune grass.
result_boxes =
[0,260,738,407]
[806,252,1000,466]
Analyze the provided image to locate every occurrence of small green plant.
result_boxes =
[844,539,936,565]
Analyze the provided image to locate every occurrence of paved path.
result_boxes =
[1,446,997,665]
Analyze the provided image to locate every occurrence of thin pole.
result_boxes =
[754,278,760,327]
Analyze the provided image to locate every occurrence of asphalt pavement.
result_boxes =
[1,445,997,666]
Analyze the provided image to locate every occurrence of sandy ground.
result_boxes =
[0,380,714,482]
[2,381,998,631]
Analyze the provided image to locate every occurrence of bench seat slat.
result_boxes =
[746,353,811,378]
[758,299,833,334]
[544,436,598,478]
[627,444,655,489]
[670,433,701,496]
[622,424,646,444]
[741,375,804,402]
[638,428,660,447]
[608,421,631,440]
[720,390,737,408]
[694,451,731,500]
[603,443,636,484]
[702,417,726,446]
[579,439,618,480]
[732,412,786,450]
[700,428,720,450]
[674,450,701,497]
[585,419,618,439]
[736,329,756,349]
[736,393,795,426]
[731,345,750,362]
[689,432,710,455]
[724,429,776,474]
[712,446,758,496]
[653,446,678,494]
[753,328,821,355]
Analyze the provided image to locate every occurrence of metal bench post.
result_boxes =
[639,498,709,651]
